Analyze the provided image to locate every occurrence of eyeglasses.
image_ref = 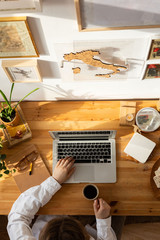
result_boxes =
[14,150,38,171]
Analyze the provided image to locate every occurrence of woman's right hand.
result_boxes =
[93,198,111,219]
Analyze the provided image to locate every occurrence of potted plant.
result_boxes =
[0,83,39,126]
[0,124,15,177]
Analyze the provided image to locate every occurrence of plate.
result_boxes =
[136,107,160,132]
[150,158,160,200]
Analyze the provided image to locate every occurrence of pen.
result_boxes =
[29,162,33,175]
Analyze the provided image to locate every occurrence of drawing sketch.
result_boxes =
[0,18,38,57]
[8,66,38,82]
[0,25,25,52]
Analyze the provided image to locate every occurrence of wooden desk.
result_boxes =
[0,100,160,216]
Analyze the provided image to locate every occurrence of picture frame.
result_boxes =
[148,39,160,60]
[2,59,42,83]
[0,16,39,58]
[142,63,160,80]
[0,0,41,13]
[75,0,160,32]
[55,38,148,82]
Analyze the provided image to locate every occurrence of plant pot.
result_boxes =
[0,108,20,126]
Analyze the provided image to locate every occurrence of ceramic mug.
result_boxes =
[82,184,99,200]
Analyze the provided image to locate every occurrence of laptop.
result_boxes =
[49,130,117,183]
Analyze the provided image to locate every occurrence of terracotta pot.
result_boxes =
[0,108,20,127]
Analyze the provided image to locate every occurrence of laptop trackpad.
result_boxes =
[74,166,95,182]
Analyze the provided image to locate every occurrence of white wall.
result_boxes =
[0,0,160,101]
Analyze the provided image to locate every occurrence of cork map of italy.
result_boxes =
[63,50,128,78]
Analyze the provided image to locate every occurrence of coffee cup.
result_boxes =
[82,184,99,200]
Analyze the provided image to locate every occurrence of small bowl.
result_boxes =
[136,107,160,132]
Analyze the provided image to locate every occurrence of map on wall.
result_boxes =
[55,39,149,81]
[63,50,128,78]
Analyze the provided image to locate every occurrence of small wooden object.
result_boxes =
[7,144,51,192]
[120,101,136,126]
[156,99,160,112]
[0,103,32,148]
[150,158,160,200]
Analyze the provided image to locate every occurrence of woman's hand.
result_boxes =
[52,156,75,184]
[93,198,111,219]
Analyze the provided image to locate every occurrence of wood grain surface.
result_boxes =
[0,100,160,216]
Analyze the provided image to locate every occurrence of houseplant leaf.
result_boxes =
[3,170,10,175]
[9,83,14,105]
[0,154,6,160]
[0,89,11,109]
[14,88,39,109]
[0,124,6,129]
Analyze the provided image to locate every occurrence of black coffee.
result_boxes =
[83,185,97,199]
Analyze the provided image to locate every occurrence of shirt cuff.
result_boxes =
[40,176,61,194]
[96,216,111,227]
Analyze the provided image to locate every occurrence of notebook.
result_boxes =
[7,144,50,192]
[49,130,117,183]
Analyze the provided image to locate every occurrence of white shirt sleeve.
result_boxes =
[7,176,61,240]
[96,217,117,240]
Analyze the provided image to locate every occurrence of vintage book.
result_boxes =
[7,144,51,192]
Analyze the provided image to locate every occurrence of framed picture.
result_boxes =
[148,39,160,60]
[0,0,41,13]
[143,63,160,80]
[0,16,39,58]
[55,38,148,82]
[75,0,160,31]
[2,59,42,83]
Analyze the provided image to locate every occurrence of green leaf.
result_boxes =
[9,83,14,105]
[14,88,39,109]
[0,162,2,170]
[0,174,3,178]
[13,169,16,173]
[2,166,6,170]
[1,102,4,108]
[0,154,6,160]
[7,116,12,122]
[3,170,9,175]
[0,90,11,108]
[0,124,6,129]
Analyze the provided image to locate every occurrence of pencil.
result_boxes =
[29,162,33,175]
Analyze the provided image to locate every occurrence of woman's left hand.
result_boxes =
[52,156,75,184]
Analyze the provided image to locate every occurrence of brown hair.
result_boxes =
[39,216,90,240]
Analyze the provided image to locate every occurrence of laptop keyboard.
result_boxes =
[57,142,111,163]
